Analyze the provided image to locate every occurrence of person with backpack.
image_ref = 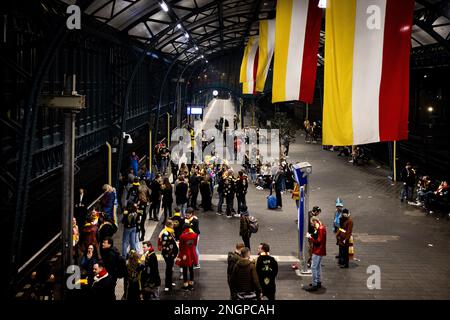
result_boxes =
[139,241,161,300]
[171,207,185,241]
[121,203,141,257]
[227,243,245,299]
[239,206,255,250]
[230,247,262,300]
[256,243,278,300]
[158,220,178,292]
[126,177,140,206]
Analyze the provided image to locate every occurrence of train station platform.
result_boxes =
[109,99,450,300]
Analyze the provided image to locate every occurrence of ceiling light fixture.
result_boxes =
[177,23,182,29]
[160,1,169,12]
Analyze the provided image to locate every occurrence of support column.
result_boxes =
[62,110,77,300]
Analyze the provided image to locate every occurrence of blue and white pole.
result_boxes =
[293,162,312,274]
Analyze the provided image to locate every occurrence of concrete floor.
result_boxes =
[115,98,450,300]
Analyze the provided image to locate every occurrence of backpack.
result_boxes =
[126,211,138,228]
[248,216,259,234]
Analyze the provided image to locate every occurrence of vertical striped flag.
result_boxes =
[256,19,275,92]
[323,0,414,146]
[272,0,322,103]
[239,36,259,95]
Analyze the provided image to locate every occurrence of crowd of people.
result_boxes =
[399,162,449,216]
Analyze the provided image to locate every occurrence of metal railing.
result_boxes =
[15,191,106,290]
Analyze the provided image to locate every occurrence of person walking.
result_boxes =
[158,220,178,292]
[304,217,327,292]
[256,243,278,300]
[337,209,353,268]
[176,222,198,291]
[239,206,252,250]
[230,248,262,300]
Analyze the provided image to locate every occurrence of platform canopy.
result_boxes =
[59,0,449,65]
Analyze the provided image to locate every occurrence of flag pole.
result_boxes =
[393,140,397,182]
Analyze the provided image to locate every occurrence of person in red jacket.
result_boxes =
[304,216,326,292]
[176,222,198,291]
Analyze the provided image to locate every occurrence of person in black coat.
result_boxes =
[140,241,161,300]
[150,176,162,221]
[175,176,189,216]
[199,176,212,212]
[273,167,284,209]
[91,261,116,301]
[256,243,278,300]
[161,177,174,225]
[189,171,202,210]
[74,188,88,226]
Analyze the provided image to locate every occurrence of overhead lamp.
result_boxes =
[177,23,182,29]
[427,106,434,113]
[160,1,169,12]
[123,132,133,144]
[205,60,208,63]
[195,46,199,51]
[184,32,190,38]
[318,0,326,8]
[201,55,204,58]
